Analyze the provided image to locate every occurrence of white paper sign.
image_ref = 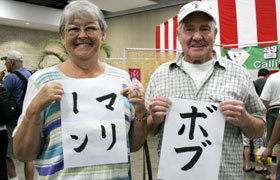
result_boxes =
[158,98,225,180]
[60,77,128,168]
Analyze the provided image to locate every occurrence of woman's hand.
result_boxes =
[121,87,146,117]
[30,82,64,113]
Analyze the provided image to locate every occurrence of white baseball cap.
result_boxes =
[178,1,216,24]
[1,50,24,61]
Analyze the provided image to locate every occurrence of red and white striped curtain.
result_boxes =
[156,15,179,51]
[156,0,280,50]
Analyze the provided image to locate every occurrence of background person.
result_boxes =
[261,111,280,180]
[0,125,8,180]
[12,0,147,179]
[254,68,269,96]
[0,50,33,180]
[243,68,269,173]
[0,69,8,180]
[145,1,266,179]
[260,63,280,180]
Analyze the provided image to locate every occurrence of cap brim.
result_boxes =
[0,56,7,60]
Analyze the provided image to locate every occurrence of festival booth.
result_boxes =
[106,0,280,90]
[156,0,280,80]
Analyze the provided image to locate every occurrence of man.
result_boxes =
[0,125,8,180]
[0,69,8,180]
[260,63,280,180]
[254,68,269,96]
[243,68,269,173]
[261,110,280,180]
[0,50,34,180]
[145,1,266,179]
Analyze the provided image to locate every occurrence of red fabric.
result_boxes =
[164,21,169,50]
[156,25,160,50]
[268,70,279,76]
[218,0,238,48]
[173,15,178,51]
[156,0,280,49]
[255,0,278,46]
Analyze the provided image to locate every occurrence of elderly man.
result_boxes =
[0,50,33,180]
[145,1,266,179]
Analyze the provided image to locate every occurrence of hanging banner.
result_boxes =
[222,44,280,71]
[129,68,141,81]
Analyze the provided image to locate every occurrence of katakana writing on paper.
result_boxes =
[158,98,225,180]
[60,78,128,169]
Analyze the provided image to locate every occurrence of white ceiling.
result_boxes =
[0,0,188,32]
[88,0,157,13]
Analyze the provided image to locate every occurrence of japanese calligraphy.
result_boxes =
[71,134,88,153]
[72,91,117,114]
[175,105,217,171]
[264,46,278,59]
[158,98,225,180]
[96,93,117,111]
[69,91,118,153]
[60,78,128,169]
[101,123,116,151]
[70,123,117,154]
[72,92,79,114]
[179,106,207,140]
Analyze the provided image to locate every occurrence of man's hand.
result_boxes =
[219,100,265,139]
[0,70,5,83]
[219,100,249,127]
[149,97,172,126]
[260,148,272,165]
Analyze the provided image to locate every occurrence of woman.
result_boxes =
[13,0,148,179]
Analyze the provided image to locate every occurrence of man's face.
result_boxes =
[4,59,13,72]
[178,12,217,64]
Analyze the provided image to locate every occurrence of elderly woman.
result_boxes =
[13,0,148,179]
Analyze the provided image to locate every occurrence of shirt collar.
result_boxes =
[169,51,226,71]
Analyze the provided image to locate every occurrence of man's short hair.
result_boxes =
[258,68,269,77]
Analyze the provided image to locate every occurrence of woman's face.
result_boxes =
[62,16,105,61]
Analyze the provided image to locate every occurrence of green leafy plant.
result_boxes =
[37,39,112,70]
[100,43,112,58]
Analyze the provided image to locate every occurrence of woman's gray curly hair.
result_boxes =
[59,0,107,36]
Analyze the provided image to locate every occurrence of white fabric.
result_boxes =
[157,0,280,51]
[0,125,6,131]
[182,59,214,88]
[178,1,216,24]
[260,71,280,108]
[9,177,18,180]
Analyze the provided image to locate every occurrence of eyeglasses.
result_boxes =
[66,25,100,36]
